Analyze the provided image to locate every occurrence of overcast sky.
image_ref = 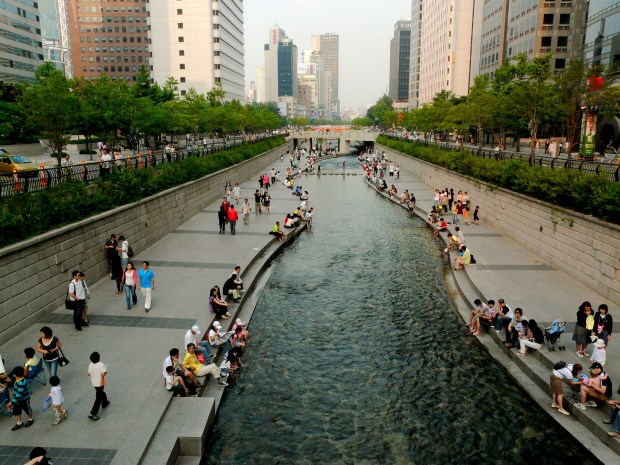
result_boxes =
[243,0,411,112]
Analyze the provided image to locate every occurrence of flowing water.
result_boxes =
[203,156,600,465]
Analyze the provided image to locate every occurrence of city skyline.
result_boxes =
[244,0,411,110]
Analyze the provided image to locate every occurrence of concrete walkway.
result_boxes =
[365,155,620,463]
[0,154,303,465]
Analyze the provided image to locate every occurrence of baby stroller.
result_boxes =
[544,319,566,351]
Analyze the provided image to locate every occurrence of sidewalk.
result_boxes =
[366,160,620,461]
[0,156,301,465]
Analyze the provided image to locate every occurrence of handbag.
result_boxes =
[64,283,77,310]
[58,348,69,367]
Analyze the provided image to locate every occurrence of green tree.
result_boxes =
[20,63,79,164]
[554,60,587,158]
[291,117,309,127]
[351,117,373,127]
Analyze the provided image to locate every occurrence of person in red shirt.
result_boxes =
[221,197,230,215]
[227,204,239,235]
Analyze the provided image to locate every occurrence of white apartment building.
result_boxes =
[150,0,245,100]
[417,0,479,105]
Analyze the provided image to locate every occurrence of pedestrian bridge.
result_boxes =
[291,129,379,154]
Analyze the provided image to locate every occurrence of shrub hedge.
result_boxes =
[377,135,620,225]
[0,136,286,247]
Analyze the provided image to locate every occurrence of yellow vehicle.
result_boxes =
[0,149,39,177]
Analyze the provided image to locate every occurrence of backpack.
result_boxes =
[553,361,567,370]
[470,254,477,264]
[585,314,595,330]
[127,245,135,258]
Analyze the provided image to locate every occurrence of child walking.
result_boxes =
[464,207,470,225]
[49,376,67,425]
[473,206,480,224]
[591,339,607,366]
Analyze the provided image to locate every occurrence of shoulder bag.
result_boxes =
[58,348,70,367]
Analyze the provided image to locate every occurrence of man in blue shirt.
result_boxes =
[137,261,155,312]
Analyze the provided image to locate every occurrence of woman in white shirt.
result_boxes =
[122,262,138,310]
[550,362,583,415]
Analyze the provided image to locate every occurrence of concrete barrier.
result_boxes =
[377,143,620,305]
[0,142,292,344]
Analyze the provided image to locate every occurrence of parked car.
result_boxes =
[0,150,39,177]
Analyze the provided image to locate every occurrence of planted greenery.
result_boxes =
[0,137,286,247]
[377,135,620,224]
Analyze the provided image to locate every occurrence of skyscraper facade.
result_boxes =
[408,0,423,108]
[0,0,45,83]
[389,20,411,102]
[311,33,339,118]
[503,0,587,72]
[417,0,478,104]
[39,0,73,77]
[277,38,297,97]
[262,26,286,102]
[583,0,620,69]
[150,0,244,100]
[67,0,149,82]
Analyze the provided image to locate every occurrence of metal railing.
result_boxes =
[0,136,271,198]
[383,136,620,182]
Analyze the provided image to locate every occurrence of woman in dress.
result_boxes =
[36,326,61,378]
[573,301,593,358]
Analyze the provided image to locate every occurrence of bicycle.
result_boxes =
[603,145,620,165]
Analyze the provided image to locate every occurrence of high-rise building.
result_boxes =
[583,1,620,69]
[503,0,587,72]
[278,38,297,97]
[39,0,72,77]
[246,80,257,103]
[311,33,339,119]
[417,0,479,104]
[262,26,287,102]
[67,0,149,82]
[150,0,244,100]
[479,0,509,77]
[0,1,45,83]
[408,0,423,108]
[389,20,411,102]
[256,65,266,102]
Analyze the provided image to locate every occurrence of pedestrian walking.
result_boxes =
[227,204,238,235]
[87,352,109,421]
[232,183,241,204]
[122,262,138,310]
[218,206,227,234]
[79,271,91,324]
[104,234,118,277]
[254,190,262,215]
[137,261,155,312]
[67,271,86,331]
[242,199,251,225]
[48,375,67,425]
[9,366,33,430]
[119,236,130,269]
[36,326,61,378]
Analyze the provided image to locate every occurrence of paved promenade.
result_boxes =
[0,155,302,465]
[365,155,620,463]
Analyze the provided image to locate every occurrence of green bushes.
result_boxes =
[377,136,620,224]
[0,136,286,247]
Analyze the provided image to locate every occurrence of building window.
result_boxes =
[178,37,184,42]
[181,90,186,96]
[177,9,182,14]
[180,64,185,69]
[555,58,566,69]
[543,14,553,25]
[557,36,568,47]
[541,36,551,47]
[179,50,185,56]
[180,77,186,83]
[178,23,183,29]
[559,14,570,25]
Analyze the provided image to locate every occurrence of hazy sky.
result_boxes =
[244,0,411,111]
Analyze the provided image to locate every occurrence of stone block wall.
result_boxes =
[0,143,292,344]
[378,144,620,305]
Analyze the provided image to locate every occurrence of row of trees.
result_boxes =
[355,55,620,160]
[1,63,285,163]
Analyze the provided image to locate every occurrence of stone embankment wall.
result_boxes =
[378,144,620,304]
[0,143,292,344]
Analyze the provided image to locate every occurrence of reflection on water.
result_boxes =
[203,158,599,465]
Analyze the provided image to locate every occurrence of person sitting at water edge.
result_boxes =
[269,222,285,241]
[518,319,544,356]
[454,244,471,270]
[223,274,242,303]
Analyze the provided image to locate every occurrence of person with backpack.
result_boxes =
[118,236,134,269]
[550,362,583,416]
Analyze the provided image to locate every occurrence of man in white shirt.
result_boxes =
[184,325,211,363]
[68,270,86,331]
[87,352,109,421]
[118,236,130,268]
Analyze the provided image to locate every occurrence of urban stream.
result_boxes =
[203,156,599,465]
